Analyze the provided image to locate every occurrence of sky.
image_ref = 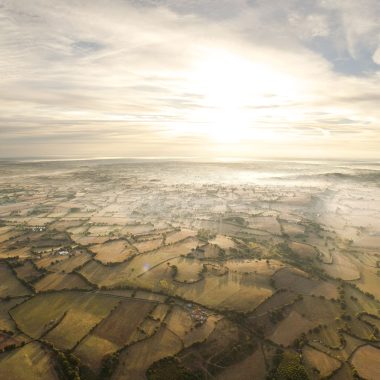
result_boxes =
[0,0,380,160]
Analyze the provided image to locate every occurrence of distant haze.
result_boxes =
[0,1,380,159]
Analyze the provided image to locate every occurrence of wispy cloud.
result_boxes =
[0,0,379,159]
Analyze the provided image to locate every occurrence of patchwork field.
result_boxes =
[0,160,380,379]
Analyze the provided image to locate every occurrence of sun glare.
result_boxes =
[181,48,301,145]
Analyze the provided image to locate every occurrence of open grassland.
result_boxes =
[165,229,197,244]
[195,243,222,259]
[121,224,155,235]
[90,239,137,263]
[133,238,162,253]
[289,241,318,259]
[174,272,273,312]
[71,235,109,246]
[172,257,204,283]
[79,260,132,288]
[0,342,59,380]
[14,260,41,282]
[269,310,315,346]
[0,263,31,298]
[273,267,338,299]
[303,345,341,377]
[78,237,202,288]
[49,251,91,272]
[294,297,342,323]
[33,255,68,269]
[321,252,360,280]
[74,334,119,372]
[112,327,183,380]
[250,289,297,317]
[249,215,281,235]
[178,318,249,376]
[45,308,108,350]
[209,235,236,250]
[351,345,380,380]
[216,346,267,380]
[10,291,119,339]
[34,272,92,292]
[226,259,284,275]
[91,299,156,347]
[50,219,85,232]
[87,225,117,236]
[345,286,380,317]
[0,245,30,259]
[0,298,27,331]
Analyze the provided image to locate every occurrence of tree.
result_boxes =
[274,352,309,380]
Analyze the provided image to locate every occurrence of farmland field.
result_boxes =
[0,160,380,379]
[0,342,59,380]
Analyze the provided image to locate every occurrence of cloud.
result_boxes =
[0,0,379,159]
[373,46,380,65]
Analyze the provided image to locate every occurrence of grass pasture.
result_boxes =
[361,314,380,330]
[178,318,247,375]
[11,291,119,339]
[50,219,85,232]
[74,334,119,372]
[345,286,380,317]
[71,235,110,246]
[272,267,338,299]
[121,224,155,235]
[112,327,183,380]
[351,345,380,380]
[0,263,31,298]
[216,346,267,380]
[165,306,194,339]
[87,225,117,236]
[175,272,273,312]
[133,238,162,253]
[268,310,315,346]
[281,222,305,236]
[0,298,27,331]
[14,260,41,282]
[165,229,197,244]
[129,237,200,277]
[226,259,284,276]
[303,345,341,377]
[172,258,204,283]
[309,321,342,348]
[90,239,137,263]
[195,243,222,259]
[150,303,170,321]
[49,251,91,273]
[0,342,59,380]
[250,289,297,317]
[33,255,68,269]
[249,215,281,235]
[209,235,236,250]
[0,245,31,259]
[78,260,133,288]
[289,242,318,259]
[34,272,92,292]
[91,299,156,347]
[321,252,360,281]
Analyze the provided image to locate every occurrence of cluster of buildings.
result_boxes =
[187,303,208,325]
[28,226,46,232]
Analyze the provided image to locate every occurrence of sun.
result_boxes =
[179,47,300,145]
